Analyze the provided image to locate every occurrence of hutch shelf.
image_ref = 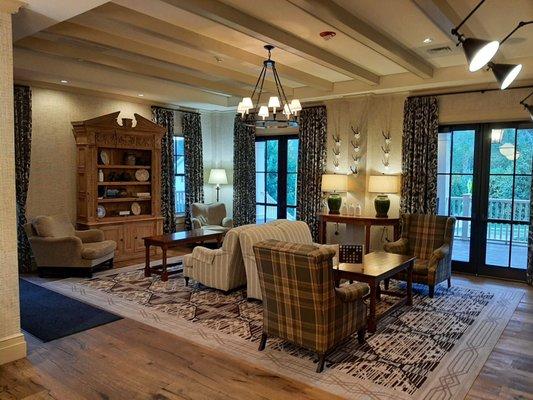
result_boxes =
[72,112,165,262]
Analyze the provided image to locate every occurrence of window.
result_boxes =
[255,136,298,223]
[173,136,185,215]
[437,122,532,281]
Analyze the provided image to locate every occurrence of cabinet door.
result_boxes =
[100,225,123,257]
[133,222,156,253]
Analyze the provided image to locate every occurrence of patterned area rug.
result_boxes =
[43,259,522,400]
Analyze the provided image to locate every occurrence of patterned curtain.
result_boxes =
[233,114,256,226]
[14,85,33,272]
[152,106,176,233]
[182,112,204,230]
[526,182,533,285]
[296,106,327,241]
[400,97,439,215]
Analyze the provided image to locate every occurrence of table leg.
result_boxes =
[376,281,382,301]
[368,280,377,333]
[144,244,151,277]
[161,247,168,282]
[406,260,413,306]
[365,224,371,254]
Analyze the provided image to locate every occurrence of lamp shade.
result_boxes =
[524,103,533,121]
[208,168,228,185]
[462,38,499,72]
[490,62,522,90]
[368,175,399,194]
[321,174,347,193]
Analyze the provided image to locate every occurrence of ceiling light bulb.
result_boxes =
[138,93,144,97]
[60,80,68,83]
[283,104,291,118]
[463,38,499,72]
[242,97,253,109]
[258,105,269,120]
[268,96,280,111]
[423,37,433,44]
[290,99,302,112]
[490,63,522,90]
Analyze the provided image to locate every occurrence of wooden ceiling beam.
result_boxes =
[89,3,333,91]
[15,36,251,97]
[287,0,434,78]
[45,22,282,93]
[159,0,380,85]
[412,0,475,40]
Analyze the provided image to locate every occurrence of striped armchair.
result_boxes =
[383,214,456,297]
[183,224,254,291]
[253,240,368,373]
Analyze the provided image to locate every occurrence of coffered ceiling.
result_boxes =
[12,0,533,110]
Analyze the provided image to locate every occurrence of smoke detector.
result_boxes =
[320,31,336,41]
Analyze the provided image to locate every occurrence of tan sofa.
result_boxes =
[183,224,254,291]
[190,202,233,231]
[239,220,339,300]
[25,215,117,277]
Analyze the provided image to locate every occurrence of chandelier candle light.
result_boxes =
[237,45,301,129]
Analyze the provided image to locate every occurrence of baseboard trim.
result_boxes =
[0,332,27,365]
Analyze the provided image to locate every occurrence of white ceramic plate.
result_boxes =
[100,150,110,165]
[131,202,141,216]
[97,205,106,218]
[135,169,149,182]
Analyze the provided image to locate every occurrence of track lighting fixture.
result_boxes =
[488,62,523,90]
[451,0,499,72]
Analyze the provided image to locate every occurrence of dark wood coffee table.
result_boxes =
[333,251,415,333]
[143,229,225,281]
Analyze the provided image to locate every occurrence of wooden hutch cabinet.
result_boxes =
[72,112,165,262]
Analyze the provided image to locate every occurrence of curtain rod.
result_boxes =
[408,84,533,99]
[151,105,201,115]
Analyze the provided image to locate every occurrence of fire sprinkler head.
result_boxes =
[320,31,337,40]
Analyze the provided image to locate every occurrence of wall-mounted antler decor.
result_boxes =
[332,132,341,171]
[381,130,391,171]
[350,126,362,175]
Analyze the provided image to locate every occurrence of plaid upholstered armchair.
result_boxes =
[383,214,456,297]
[253,240,368,373]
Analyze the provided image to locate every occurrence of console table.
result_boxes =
[318,213,400,253]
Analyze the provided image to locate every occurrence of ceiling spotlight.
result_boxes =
[60,79,68,83]
[451,0,499,72]
[520,91,533,121]
[488,62,522,90]
[423,37,433,44]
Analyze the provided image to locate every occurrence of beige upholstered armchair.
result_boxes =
[25,215,116,277]
[183,224,252,291]
[383,213,456,297]
[253,240,368,373]
[190,202,233,231]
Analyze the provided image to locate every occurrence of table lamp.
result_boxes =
[208,168,228,202]
[368,175,399,218]
[321,174,348,214]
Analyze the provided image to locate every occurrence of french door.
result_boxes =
[437,122,532,281]
[255,136,299,223]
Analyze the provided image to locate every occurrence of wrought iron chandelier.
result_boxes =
[237,45,301,129]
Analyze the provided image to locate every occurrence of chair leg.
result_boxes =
[316,353,326,373]
[258,332,267,351]
[108,258,114,270]
[185,277,189,286]
[447,277,451,288]
[357,328,366,344]
[384,278,390,290]
[429,285,435,298]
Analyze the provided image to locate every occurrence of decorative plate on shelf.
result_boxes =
[131,202,141,216]
[97,205,106,218]
[100,150,110,165]
[135,169,149,182]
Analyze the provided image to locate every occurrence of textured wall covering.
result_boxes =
[0,10,26,364]
[26,88,151,221]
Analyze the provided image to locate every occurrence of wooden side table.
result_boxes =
[318,213,400,253]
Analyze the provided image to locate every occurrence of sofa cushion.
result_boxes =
[81,240,117,260]
[33,215,75,238]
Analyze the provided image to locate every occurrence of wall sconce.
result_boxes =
[381,131,391,171]
[350,126,362,175]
